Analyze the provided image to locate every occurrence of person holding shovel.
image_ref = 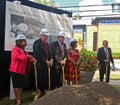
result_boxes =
[9,34,36,105]
[51,31,68,89]
[97,40,114,83]
[33,28,53,96]
[65,38,80,85]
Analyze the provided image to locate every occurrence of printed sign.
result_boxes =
[5,1,73,52]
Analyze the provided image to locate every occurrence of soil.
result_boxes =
[30,81,120,105]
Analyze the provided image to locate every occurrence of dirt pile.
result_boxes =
[30,81,120,105]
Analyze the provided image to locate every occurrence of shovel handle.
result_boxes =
[48,66,51,90]
[33,63,40,92]
[61,65,65,86]
[75,66,78,84]
[105,63,109,82]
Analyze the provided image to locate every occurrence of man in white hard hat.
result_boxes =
[33,28,53,96]
[50,31,68,89]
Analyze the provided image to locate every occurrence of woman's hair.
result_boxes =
[15,40,21,47]
[70,41,77,48]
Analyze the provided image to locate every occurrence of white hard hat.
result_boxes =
[40,28,50,36]
[58,31,66,37]
[70,38,77,43]
[15,34,26,41]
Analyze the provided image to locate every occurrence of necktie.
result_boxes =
[105,48,109,60]
[43,42,48,60]
[60,43,64,59]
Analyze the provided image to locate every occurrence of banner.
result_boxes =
[5,1,73,52]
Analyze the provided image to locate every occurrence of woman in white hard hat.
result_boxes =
[65,38,80,85]
[33,28,53,96]
[9,34,36,105]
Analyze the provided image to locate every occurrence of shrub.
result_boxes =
[79,49,98,71]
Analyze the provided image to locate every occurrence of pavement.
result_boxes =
[92,70,120,85]
[113,59,120,70]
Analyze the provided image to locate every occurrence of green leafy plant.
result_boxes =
[79,49,98,71]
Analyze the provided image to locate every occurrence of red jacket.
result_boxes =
[9,46,30,75]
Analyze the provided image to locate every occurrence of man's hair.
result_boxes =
[102,40,108,45]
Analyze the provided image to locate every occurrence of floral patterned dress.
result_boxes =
[65,48,80,82]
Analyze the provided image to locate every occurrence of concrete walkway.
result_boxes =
[92,70,120,86]
[92,59,120,85]
[113,59,120,70]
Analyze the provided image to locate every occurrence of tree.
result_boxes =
[34,0,57,7]
[72,14,82,20]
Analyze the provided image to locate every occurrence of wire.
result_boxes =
[79,13,120,17]
[63,8,117,12]
[58,4,112,8]
[69,9,114,13]
[58,4,120,14]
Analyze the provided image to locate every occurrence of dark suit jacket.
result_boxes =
[97,47,114,68]
[33,39,53,90]
[51,41,68,68]
[33,39,52,67]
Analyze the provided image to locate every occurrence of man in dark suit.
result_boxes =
[33,28,53,95]
[51,31,68,89]
[97,40,114,83]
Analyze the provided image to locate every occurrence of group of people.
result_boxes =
[32,29,81,93]
[9,28,80,105]
[9,27,115,105]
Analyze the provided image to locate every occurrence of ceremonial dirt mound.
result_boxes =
[30,81,120,105]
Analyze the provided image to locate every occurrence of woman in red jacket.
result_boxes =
[9,34,36,105]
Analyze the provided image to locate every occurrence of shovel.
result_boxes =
[75,65,78,84]
[105,63,109,82]
[47,66,51,92]
[33,62,42,101]
[61,65,67,86]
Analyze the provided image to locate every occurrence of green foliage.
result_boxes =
[112,53,120,59]
[72,14,82,20]
[80,49,98,71]
[34,0,57,7]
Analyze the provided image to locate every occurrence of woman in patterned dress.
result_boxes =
[65,38,80,85]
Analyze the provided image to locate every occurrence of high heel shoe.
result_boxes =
[16,100,22,105]
[16,102,22,105]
